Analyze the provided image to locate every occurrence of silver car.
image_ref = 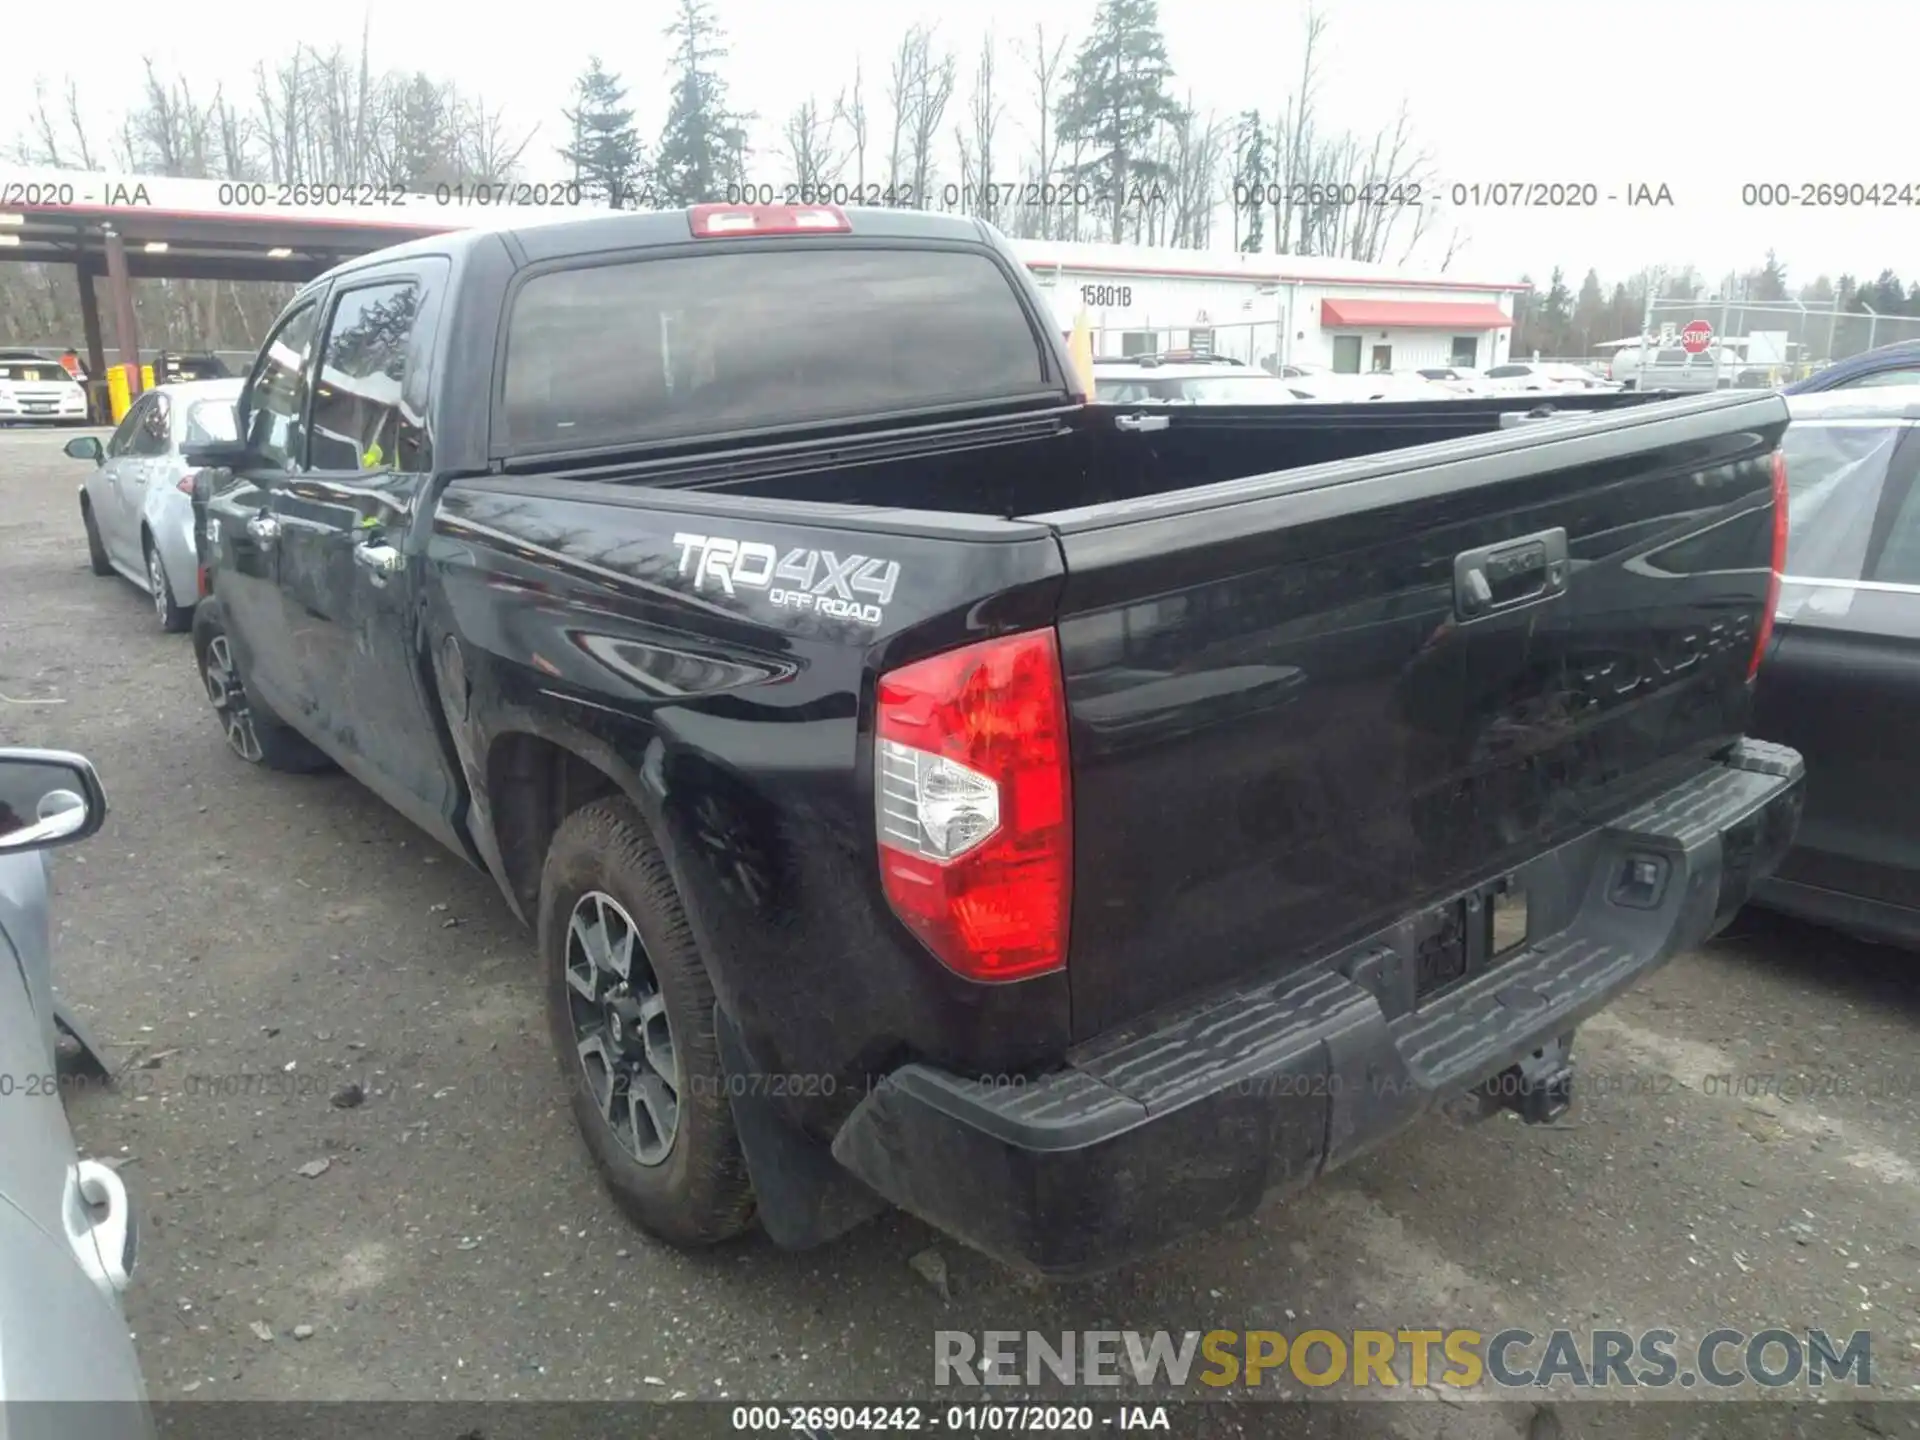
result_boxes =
[0,749,153,1428]
[67,378,243,632]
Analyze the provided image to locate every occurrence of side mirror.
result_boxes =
[0,749,107,854]
[183,437,250,469]
[63,435,104,465]
[183,402,248,469]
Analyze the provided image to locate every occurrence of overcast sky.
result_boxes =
[7,0,1914,288]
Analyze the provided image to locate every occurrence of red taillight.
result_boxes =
[1749,446,1789,680]
[687,203,852,238]
[874,629,1072,983]
[196,565,210,598]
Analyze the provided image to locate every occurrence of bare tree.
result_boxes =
[953,32,1003,224]
[1150,100,1224,249]
[886,24,955,203]
[2,44,524,353]
[1012,23,1070,240]
[832,60,869,190]
[14,79,100,169]
[782,98,842,192]
[1272,3,1328,254]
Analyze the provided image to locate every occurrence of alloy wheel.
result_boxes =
[202,633,263,763]
[564,890,680,1167]
[148,548,170,625]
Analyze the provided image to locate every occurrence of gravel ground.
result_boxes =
[3,427,1917,1439]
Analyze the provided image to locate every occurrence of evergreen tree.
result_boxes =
[1233,110,1269,252]
[655,0,750,206]
[1537,266,1573,355]
[1752,249,1789,303]
[1055,0,1183,243]
[558,58,649,208]
[1799,275,1835,305]
[387,75,463,189]
[1571,268,1606,353]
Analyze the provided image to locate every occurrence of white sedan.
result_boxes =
[1280,365,1454,402]
[0,357,89,426]
[1094,364,1299,405]
[1479,362,1619,395]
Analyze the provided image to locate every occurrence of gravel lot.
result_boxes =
[3,427,1917,1437]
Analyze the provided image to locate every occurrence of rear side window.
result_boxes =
[500,247,1049,452]
[1779,420,1912,582]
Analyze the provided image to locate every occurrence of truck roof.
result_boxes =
[312,205,1000,285]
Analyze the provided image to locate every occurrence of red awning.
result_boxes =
[1319,299,1513,329]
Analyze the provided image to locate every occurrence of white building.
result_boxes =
[1011,239,1523,375]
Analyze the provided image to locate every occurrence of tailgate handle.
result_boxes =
[1113,412,1172,433]
[1454,528,1569,617]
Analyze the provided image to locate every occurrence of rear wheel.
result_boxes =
[80,501,113,577]
[144,536,192,633]
[539,797,755,1247]
[191,601,331,772]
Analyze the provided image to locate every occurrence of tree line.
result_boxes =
[1,0,1454,349]
[1512,252,1920,361]
[2,0,1911,368]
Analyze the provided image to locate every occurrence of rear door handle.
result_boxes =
[1114,413,1172,433]
[1454,527,1569,618]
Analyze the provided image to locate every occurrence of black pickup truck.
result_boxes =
[186,202,1805,1274]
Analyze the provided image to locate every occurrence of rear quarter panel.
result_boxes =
[423,478,1076,1114]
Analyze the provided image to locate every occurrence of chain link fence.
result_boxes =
[1629,299,1920,386]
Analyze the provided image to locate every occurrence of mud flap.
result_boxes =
[54,995,113,1081]
[713,1006,887,1250]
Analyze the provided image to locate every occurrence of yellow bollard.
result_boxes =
[1067,308,1096,400]
[140,364,154,391]
[107,365,133,423]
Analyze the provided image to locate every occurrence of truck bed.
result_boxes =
[505,391,1669,519]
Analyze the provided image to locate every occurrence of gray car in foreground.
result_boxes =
[68,378,243,633]
[0,749,152,1434]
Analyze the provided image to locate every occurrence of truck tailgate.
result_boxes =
[1038,392,1790,1037]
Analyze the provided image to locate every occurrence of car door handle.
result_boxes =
[1114,413,1172,433]
[247,514,281,544]
[354,541,404,576]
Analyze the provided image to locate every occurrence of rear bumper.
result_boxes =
[833,740,1805,1274]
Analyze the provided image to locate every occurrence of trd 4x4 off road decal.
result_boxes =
[672,532,901,626]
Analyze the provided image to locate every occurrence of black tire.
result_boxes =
[539,797,755,1247]
[190,600,332,772]
[144,534,193,633]
[81,500,113,577]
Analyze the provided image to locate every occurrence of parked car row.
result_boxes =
[1093,357,1628,405]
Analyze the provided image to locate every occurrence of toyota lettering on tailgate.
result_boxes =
[672,532,901,625]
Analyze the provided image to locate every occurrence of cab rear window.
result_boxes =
[499,247,1052,453]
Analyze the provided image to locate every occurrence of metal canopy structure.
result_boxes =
[0,167,575,407]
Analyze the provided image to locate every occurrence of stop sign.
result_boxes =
[1681,320,1714,355]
